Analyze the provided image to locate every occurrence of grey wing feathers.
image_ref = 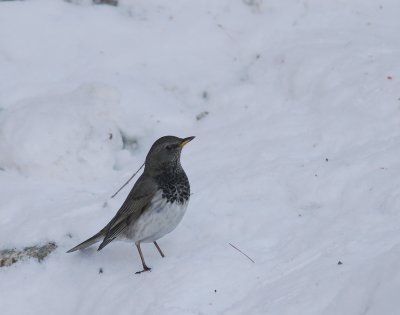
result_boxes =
[66,173,157,253]
[97,221,126,250]
[97,175,157,251]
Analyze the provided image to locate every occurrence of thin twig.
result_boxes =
[228,243,255,263]
[111,163,145,198]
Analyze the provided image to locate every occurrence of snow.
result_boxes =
[1,0,400,314]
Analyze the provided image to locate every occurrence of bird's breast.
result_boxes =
[128,190,189,243]
[155,169,190,204]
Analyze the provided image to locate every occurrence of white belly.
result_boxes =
[128,191,188,243]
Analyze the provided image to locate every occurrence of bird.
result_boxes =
[67,135,195,273]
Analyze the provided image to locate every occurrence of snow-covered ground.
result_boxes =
[1,0,400,314]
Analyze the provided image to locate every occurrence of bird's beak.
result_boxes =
[179,136,195,147]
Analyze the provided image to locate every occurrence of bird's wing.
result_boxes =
[97,174,157,250]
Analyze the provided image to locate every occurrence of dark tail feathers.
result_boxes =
[66,230,105,253]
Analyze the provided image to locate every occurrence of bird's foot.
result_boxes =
[135,266,151,274]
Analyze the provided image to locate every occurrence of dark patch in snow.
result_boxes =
[92,0,118,6]
[337,261,343,265]
[120,131,138,153]
[196,111,209,121]
[0,242,57,267]
[242,0,262,13]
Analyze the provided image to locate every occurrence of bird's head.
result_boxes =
[145,136,195,170]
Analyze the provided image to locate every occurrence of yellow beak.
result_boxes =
[179,136,195,147]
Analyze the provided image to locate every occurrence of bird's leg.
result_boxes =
[135,242,151,274]
[153,241,165,258]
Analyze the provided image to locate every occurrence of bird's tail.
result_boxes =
[66,229,105,253]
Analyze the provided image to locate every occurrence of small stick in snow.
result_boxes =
[228,243,255,263]
[111,163,145,198]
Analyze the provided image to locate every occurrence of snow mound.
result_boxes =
[0,84,122,180]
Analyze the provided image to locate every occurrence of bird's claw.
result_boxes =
[135,266,151,274]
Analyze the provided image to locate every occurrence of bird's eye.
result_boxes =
[165,145,172,150]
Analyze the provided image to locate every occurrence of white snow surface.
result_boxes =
[1,0,400,314]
